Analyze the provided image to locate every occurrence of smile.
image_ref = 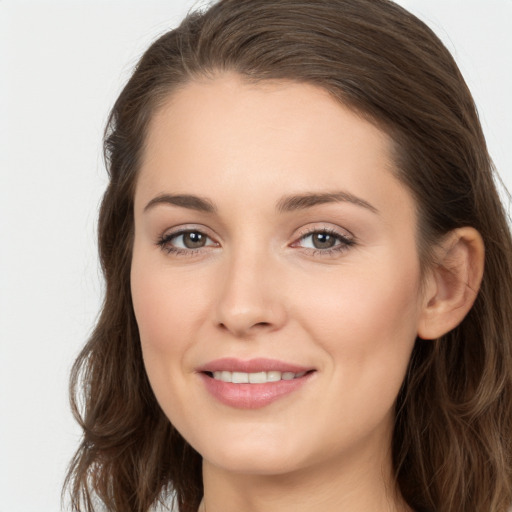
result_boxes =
[197,358,315,409]
[211,370,307,383]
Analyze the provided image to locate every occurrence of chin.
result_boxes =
[206,451,304,476]
[195,431,310,476]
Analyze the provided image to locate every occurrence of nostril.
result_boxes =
[216,320,273,335]
[254,322,271,328]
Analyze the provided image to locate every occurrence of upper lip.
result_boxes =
[196,357,314,374]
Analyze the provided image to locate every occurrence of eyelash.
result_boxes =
[156,227,356,257]
[294,227,355,256]
[156,229,218,256]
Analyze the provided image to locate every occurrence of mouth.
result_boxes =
[197,358,316,409]
[204,369,310,383]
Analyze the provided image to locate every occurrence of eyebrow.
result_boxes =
[144,194,217,213]
[276,191,378,214]
[143,190,378,215]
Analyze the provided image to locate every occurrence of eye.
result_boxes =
[173,231,210,249]
[301,232,340,250]
[293,228,355,254]
[157,229,218,254]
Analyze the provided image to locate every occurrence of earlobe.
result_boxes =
[417,227,485,340]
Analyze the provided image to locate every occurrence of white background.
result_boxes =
[1,1,511,511]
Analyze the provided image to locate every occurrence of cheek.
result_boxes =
[295,259,421,387]
[130,254,213,433]
[288,262,421,449]
[130,248,212,416]
[131,260,209,354]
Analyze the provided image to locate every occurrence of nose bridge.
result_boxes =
[215,238,286,336]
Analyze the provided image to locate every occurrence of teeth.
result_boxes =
[232,371,249,384]
[249,371,267,384]
[211,370,307,383]
[267,371,281,382]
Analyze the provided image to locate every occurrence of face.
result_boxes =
[131,74,426,477]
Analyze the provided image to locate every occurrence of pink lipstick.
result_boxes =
[197,358,315,409]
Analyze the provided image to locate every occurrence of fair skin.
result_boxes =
[130,74,484,512]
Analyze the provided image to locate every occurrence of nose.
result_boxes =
[214,246,287,338]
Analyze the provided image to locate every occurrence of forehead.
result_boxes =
[136,73,412,222]
[142,74,392,165]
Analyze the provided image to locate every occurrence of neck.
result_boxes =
[200,443,411,512]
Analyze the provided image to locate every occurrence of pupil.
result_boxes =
[184,232,205,248]
[313,233,335,249]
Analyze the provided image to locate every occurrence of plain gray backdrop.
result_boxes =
[1,1,511,510]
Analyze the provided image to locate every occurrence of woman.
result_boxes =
[65,0,512,511]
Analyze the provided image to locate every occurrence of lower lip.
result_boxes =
[199,372,314,409]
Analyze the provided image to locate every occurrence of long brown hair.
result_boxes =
[65,1,512,511]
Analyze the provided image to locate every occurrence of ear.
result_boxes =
[417,227,485,340]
